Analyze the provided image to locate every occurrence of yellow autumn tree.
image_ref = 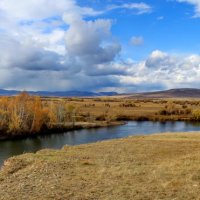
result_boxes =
[47,101,58,127]
[8,92,30,133]
[30,96,45,133]
[0,93,81,135]
[0,97,9,130]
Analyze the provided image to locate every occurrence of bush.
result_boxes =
[0,93,80,134]
[192,110,200,121]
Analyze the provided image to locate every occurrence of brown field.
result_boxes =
[1,132,200,199]
[1,93,200,139]
[42,96,200,122]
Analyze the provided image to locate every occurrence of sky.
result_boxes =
[0,0,200,92]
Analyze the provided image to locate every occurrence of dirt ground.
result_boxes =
[1,133,200,199]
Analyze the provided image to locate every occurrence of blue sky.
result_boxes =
[0,0,200,92]
[82,0,200,59]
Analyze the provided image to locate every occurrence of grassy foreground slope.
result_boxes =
[1,133,200,199]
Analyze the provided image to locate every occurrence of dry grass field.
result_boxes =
[1,94,200,139]
[1,94,200,138]
[42,97,200,121]
[1,132,200,199]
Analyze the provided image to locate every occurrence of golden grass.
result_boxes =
[1,133,200,199]
[48,97,200,121]
[1,95,200,128]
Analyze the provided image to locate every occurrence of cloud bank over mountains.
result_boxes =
[0,0,200,92]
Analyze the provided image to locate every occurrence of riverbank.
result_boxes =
[1,132,200,199]
[0,121,125,141]
[1,94,200,141]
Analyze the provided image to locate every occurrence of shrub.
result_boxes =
[192,110,200,121]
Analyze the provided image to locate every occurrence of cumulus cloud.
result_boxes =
[0,0,131,91]
[2,0,199,92]
[0,0,122,75]
[145,50,175,69]
[177,0,200,17]
[0,34,65,71]
[64,16,120,65]
[118,50,200,92]
[0,0,102,21]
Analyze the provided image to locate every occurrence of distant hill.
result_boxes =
[1,88,200,98]
[127,88,200,98]
[0,89,118,97]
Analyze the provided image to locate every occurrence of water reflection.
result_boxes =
[1,121,200,166]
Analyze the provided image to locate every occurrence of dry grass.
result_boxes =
[1,96,200,127]
[43,97,200,121]
[1,133,200,199]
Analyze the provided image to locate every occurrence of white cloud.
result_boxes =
[0,0,130,91]
[63,5,122,76]
[177,0,200,17]
[0,0,121,73]
[118,50,200,92]
[4,0,199,92]
[0,0,100,20]
[107,3,152,14]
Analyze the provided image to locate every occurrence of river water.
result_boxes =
[1,121,200,166]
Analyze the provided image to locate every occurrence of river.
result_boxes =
[1,121,200,166]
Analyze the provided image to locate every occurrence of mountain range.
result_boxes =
[0,89,118,97]
[0,88,200,98]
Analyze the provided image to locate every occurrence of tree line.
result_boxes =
[0,93,77,135]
